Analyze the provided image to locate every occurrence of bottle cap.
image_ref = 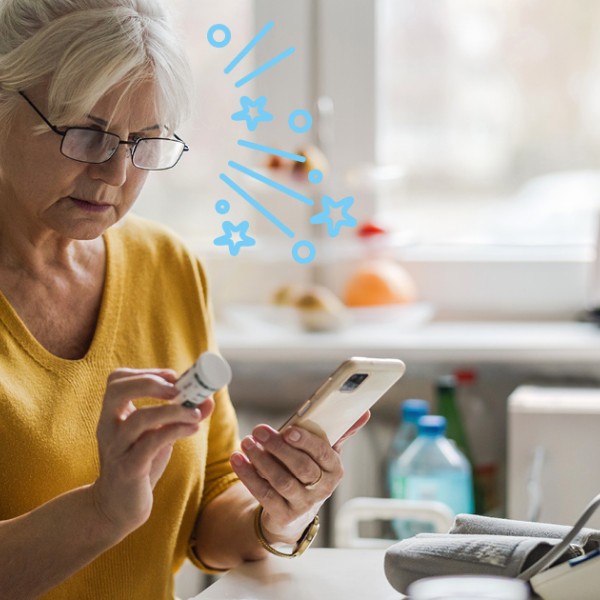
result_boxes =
[401,399,429,423]
[197,352,232,389]
[418,415,447,436]
[436,374,456,391]
[455,369,477,384]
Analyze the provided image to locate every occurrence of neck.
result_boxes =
[0,208,102,279]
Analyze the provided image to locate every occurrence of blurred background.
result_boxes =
[129,1,600,595]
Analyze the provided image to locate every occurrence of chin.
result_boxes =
[59,213,118,241]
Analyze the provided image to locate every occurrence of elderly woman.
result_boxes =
[0,1,368,599]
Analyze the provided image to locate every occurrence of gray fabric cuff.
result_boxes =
[384,533,575,594]
[450,514,600,551]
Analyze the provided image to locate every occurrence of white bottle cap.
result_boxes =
[197,352,232,390]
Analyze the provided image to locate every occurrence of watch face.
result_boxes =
[294,515,320,556]
[254,506,320,558]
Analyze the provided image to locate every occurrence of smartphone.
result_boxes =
[278,356,406,446]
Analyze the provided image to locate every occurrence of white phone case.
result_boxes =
[279,356,406,445]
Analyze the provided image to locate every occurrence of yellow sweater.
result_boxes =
[0,215,240,599]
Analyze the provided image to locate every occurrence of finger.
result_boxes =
[240,435,322,511]
[107,368,178,384]
[184,396,215,419]
[251,426,322,486]
[103,373,179,417]
[149,444,174,487]
[230,451,289,513]
[125,421,201,479]
[281,426,342,475]
[117,403,204,452]
[333,411,371,452]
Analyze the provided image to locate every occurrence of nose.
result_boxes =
[87,144,130,187]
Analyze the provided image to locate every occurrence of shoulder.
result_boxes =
[106,214,210,295]
[106,213,192,260]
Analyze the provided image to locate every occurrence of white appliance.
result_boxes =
[507,385,600,528]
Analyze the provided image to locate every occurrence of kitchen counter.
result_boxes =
[217,313,600,366]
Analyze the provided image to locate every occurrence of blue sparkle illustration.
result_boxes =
[231,96,273,131]
[308,169,323,184]
[213,220,256,256]
[292,240,316,265]
[288,109,313,133]
[209,20,361,263]
[215,199,230,215]
[207,24,231,48]
[310,195,358,237]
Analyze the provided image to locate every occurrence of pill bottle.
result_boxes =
[175,352,232,409]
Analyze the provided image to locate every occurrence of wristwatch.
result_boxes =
[254,505,320,558]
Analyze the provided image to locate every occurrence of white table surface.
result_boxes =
[188,549,403,600]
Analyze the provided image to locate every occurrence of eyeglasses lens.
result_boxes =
[61,129,120,164]
[133,138,185,170]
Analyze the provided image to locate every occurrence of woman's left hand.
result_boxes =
[230,411,370,544]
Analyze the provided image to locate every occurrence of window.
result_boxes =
[314,0,598,317]
[376,0,600,248]
[133,1,598,316]
[133,0,255,244]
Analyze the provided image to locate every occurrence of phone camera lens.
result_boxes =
[340,373,369,392]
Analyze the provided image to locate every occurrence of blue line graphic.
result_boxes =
[224,21,274,74]
[235,47,296,88]
[220,173,295,238]
[238,140,306,163]
[229,161,314,206]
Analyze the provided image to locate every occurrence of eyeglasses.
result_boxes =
[18,91,189,171]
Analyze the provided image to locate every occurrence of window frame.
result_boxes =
[251,0,594,319]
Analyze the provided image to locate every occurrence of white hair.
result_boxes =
[0,0,193,132]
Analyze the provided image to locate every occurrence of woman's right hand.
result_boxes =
[91,369,214,535]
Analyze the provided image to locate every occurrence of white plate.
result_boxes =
[220,302,435,333]
[348,303,435,328]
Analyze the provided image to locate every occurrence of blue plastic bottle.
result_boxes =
[390,415,474,537]
[386,399,429,495]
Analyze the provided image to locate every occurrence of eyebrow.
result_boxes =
[87,115,162,132]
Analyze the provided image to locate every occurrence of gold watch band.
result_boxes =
[254,505,320,558]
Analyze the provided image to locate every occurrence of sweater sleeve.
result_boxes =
[186,259,241,572]
[194,258,241,508]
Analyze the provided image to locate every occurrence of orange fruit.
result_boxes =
[343,260,418,307]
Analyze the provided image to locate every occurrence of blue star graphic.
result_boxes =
[309,195,358,237]
[213,220,256,256]
[231,96,273,132]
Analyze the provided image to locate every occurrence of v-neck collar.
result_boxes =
[0,227,124,375]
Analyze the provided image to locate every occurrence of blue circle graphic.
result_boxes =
[215,199,230,215]
[289,109,313,134]
[308,169,323,184]
[208,24,231,48]
[292,240,316,264]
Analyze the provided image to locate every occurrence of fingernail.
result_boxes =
[253,428,270,443]
[166,385,179,398]
[241,436,255,452]
[285,427,301,443]
[231,452,245,467]
[193,408,202,419]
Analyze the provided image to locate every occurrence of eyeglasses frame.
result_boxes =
[18,91,189,171]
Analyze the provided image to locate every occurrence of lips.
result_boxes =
[69,196,112,207]
[68,196,114,213]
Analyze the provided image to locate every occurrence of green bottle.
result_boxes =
[436,374,482,512]
[435,375,472,463]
